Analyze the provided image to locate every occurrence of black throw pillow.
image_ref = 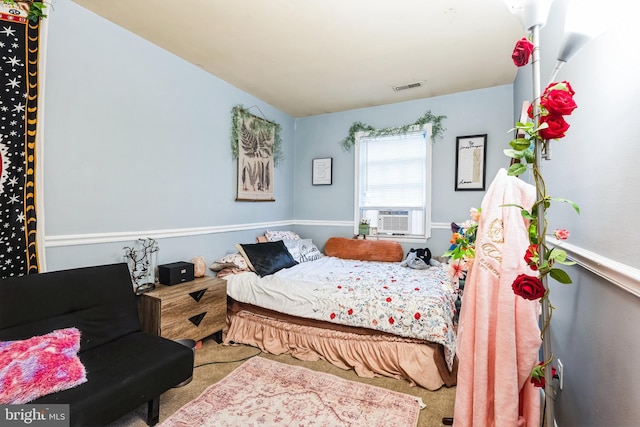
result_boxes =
[236,240,298,277]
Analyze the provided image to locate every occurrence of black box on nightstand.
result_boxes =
[158,262,194,285]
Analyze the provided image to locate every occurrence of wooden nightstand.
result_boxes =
[137,276,227,343]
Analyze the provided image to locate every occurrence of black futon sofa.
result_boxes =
[0,263,194,426]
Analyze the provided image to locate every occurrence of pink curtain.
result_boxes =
[454,169,542,427]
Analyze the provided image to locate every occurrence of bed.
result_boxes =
[217,235,459,390]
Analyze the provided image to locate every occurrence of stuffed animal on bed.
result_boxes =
[410,247,432,263]
[402,247,435,270]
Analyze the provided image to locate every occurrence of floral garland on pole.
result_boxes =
[507,36,580,388]
[444,36,581,391]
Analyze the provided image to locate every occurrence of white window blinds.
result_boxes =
[358,131,427,208]
[355,127,432,238]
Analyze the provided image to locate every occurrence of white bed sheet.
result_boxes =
[224,256,459,369]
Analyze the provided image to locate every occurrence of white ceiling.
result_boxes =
[72,0,525,117]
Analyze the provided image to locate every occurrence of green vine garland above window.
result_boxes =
[231,105,284,167]
[340,110,446,151]
[3,0,47,22]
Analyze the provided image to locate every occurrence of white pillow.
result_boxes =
[209,253,248,271]
[265,230,301,242]
[281,239,302,263]
[283,239,323,263]
[298,239,323,262]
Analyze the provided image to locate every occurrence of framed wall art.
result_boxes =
[312,157,333,185]
[235,110,276,201]
[455,134,487,191]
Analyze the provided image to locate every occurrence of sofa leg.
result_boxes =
[147,396,160,426]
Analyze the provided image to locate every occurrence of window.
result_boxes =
[354,125,432,240]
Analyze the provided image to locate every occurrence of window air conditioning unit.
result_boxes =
[377,210,410,234]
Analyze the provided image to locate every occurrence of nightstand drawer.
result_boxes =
[160,285,225,324]
[138,276,227,342]
[160,309,226,341]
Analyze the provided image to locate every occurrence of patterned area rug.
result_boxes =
[159,356,422,427]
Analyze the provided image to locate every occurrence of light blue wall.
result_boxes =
[43,0,296,270]
[512,0,640,425]
[513,3,640,269]
[293,85,515,256]
[43,0,514,268]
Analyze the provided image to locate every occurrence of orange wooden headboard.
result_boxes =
[324,237,404,262]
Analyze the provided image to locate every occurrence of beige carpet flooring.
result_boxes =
[108,338,456,427]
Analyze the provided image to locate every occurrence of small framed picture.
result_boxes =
[455,134,487,191]
[312,157,333,185]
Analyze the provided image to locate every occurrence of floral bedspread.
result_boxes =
[224,256,459,369]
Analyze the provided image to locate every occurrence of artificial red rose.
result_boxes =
[414,312,421,320]
[388,317,395,325]
[545,80,575,96]
[531,377,546,388]
[538,114,570,140]
[512,37,534,67]
[527,102,548,119]
[512,274,545,300]
[330,313,336,320]
[530,362,557,388]
[541,89,577,116]
[524,244,539,271]
[530,375,545,388]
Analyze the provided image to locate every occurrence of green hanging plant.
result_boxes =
[231,105,284,167]
[340,110,447,151]
[3,0,48,22]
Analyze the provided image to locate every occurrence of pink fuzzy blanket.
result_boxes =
[0,327,87,404]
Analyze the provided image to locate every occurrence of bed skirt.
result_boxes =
[224,299,457,390]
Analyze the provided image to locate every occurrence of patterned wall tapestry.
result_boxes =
[0,5,42,278]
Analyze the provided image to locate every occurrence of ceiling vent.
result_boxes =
[392,81,423,92]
